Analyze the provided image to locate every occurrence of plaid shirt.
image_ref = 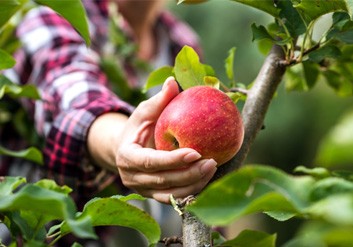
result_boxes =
[2,0,201,205]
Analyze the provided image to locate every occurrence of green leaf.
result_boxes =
[61,195,161,245]
[294,0,349,23]
[0,182,93,240]
[143,66,174,92]
[225,47,236,82]
[251,24,290,46]
[284,62,319,92]
[231,0,280,18]
[216,229,276,247]
[315,109,353,167]
[112,193,146,202]
[0,146,43,165]
[0,49,16,70]
[322,69,353,97]
[226,92,243,104]
[283,222,353,247]
[186,165,314,226]
[294,166,331,179]
[0,0,22,29]
[34,0,90,46]
[0,75,41,100]
[309,177,353,202]
[35,179,72,195]
[308,45,342,63]
[251,24,274,42]
[305,194,353,225]
[174,45,207,90]
[277,0,306,37]
[0,176,26,197]
[203,76,220,89]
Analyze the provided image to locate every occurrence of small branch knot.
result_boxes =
[159,236,183,246]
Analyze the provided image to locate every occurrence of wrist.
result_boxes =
[87,112,129,173]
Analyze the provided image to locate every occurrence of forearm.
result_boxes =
[87,112,129,173]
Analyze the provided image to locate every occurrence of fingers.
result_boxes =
[129,160,217,203]
[142,163,216,204]
[121,159,217,190]
[118,144,204,172]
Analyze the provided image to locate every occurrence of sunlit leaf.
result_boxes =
[0,146,43,165]
[225,47,236,82]
[143,66,174,92]
[203,76,220,89]
[174,45,207,90]
[0,176,26,197]
[226,92,243,104]
[0,75,41,100]
[0,0,21,29]
[187,165,314,226]
[305,194,353,225]
[0,49,16,69]
[60,195,161,245]
[34,0,90,45]
[0,182,94,240]
[294,166,331,179]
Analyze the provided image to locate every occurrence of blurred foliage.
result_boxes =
[168,0,353,172]
[167,0,353,245]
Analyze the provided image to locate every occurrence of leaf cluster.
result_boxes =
[144,45,245,103]
[0,177,160,246]
[237,0,353,95]
[0,0,91,164]
[187,164,353,246]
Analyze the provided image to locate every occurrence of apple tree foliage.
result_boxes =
[0,1,161,246]
[1,0,353,246]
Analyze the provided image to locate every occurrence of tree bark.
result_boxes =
[213,44,286,180]
[182,210,211,247]
[182,45,286,246]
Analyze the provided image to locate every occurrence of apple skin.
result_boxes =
[154,85,244,166]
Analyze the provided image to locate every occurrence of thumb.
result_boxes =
[159,76,180,108]
[133,77,180,121]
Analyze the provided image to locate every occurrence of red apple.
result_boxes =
[154,85,244,166]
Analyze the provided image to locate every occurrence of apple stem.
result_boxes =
[229,87,248,95]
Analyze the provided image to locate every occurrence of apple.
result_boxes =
[154,85,244,166]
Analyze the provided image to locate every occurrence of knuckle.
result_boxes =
[143,156,154,170]
[155,176,166,186]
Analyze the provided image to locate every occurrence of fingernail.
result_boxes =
[200,159,217,175]
[183,152,202,163]
[162,77,174,91]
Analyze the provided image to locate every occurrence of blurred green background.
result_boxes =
[167,0,353,245]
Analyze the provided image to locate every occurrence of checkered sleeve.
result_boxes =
[12,6,133,196]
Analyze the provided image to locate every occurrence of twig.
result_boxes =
[229,87,248,95]
[159,236,183,246]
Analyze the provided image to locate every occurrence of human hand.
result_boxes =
[115,77,217,203]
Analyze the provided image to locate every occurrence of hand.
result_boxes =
[115,77,217,203]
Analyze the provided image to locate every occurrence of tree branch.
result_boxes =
[213,44,286,179]
[181,45,286,247]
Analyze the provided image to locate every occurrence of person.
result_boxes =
[2,0,217,245]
